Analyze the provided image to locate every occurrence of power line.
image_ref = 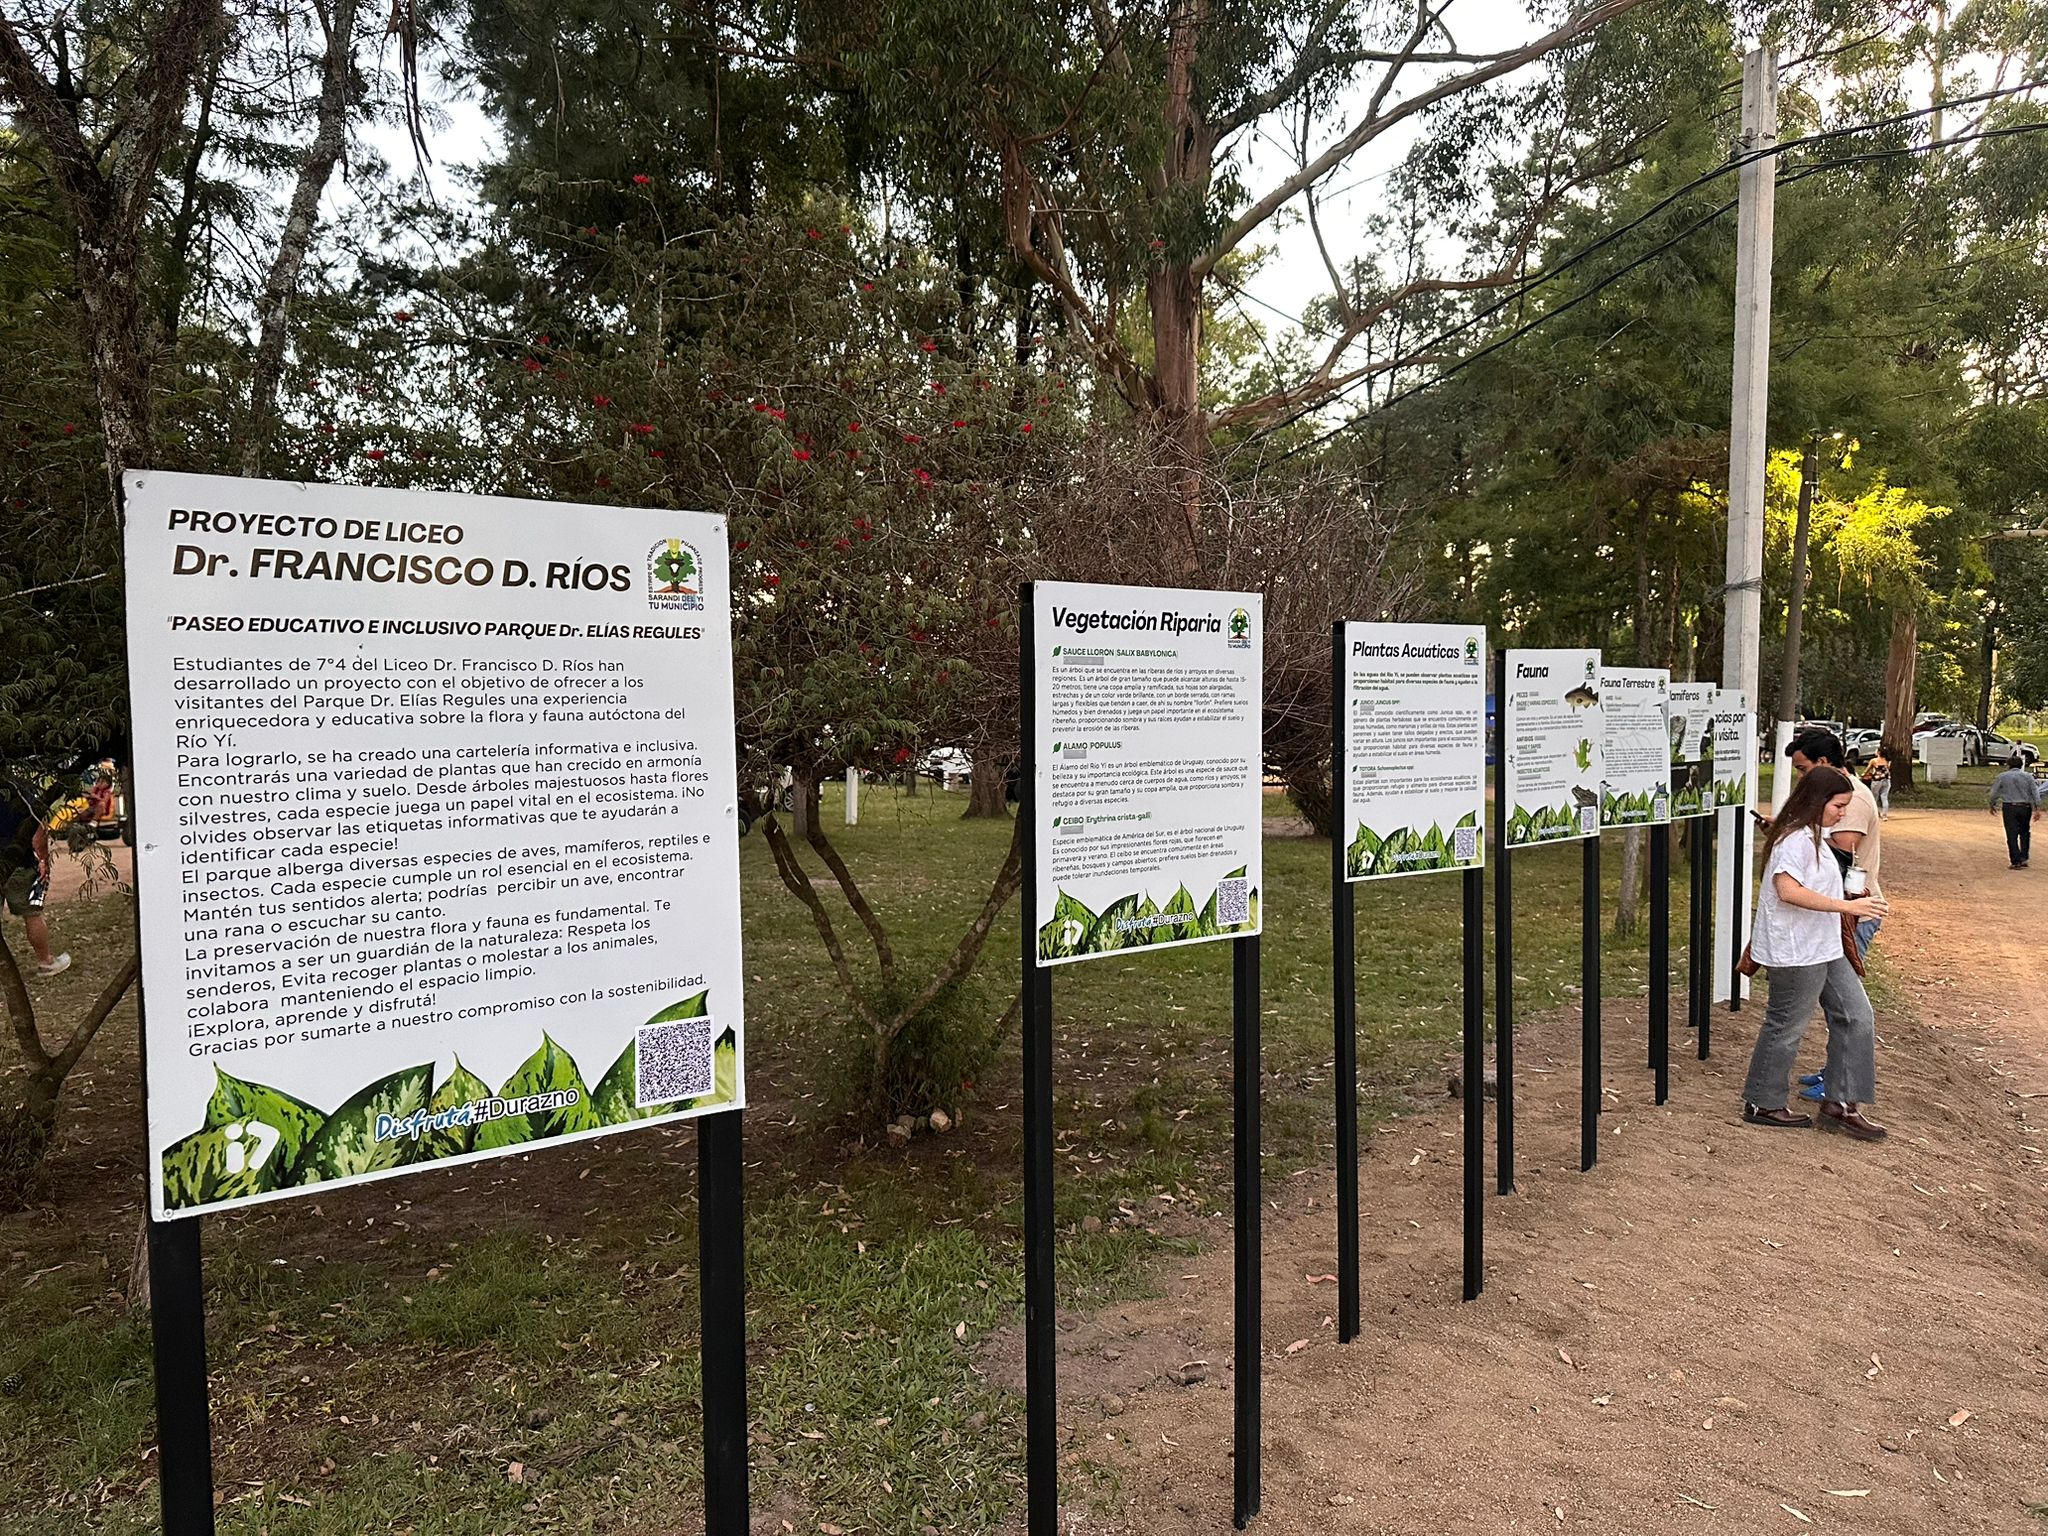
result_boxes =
[1251,98,2048,463]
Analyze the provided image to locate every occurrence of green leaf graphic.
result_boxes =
[422,1059,492,1158]
[1347,821,1382,877]
[682,1030,740,1111]
[1085,894,1145,953]
[200,1068,324,1171]
[475,1035,602,1150]
[1037,888,1097,960]
[289,1064,433,1184]
[646,989,711,1024]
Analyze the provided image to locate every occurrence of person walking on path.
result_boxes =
[1987,753,2041,869]
[1864,750,1892,818]
[0,782,72,978]
[1741,765,1890,1141]
[1785,728,1884,960]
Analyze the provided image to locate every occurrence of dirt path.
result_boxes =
[1039,807,2048,1535]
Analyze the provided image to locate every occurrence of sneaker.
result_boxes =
[37,952,71,978]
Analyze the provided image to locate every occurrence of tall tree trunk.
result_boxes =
[1147,263,1205,583]
[1976,599,1996,731]
[243,0,361,477]
[0,0,226,503]
[790,767,816,837]
[1145,0,1213,583]
[1882,606,1918,790]
[963,757,1009,819]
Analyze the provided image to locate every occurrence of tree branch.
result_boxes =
[1193,0,1647,280]
[803,816,896,988]
[761,814,880,1032]
[0,928,46,1070]
[896,814,1023,1034]
[244,0,363,476]
[48,950,137,1080]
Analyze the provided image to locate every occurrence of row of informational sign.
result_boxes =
[1340,633,1753,878]
[126,473,1745,1220]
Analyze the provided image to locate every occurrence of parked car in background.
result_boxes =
[1911,722,1967,763]
[1970,728,2038,767]
[1844,728,1883,766]
[918,746,973,785]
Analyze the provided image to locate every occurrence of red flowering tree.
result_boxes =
[443,202,1081,1117]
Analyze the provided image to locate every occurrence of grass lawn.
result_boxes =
[1,788,1699,1535]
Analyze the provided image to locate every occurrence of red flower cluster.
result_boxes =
[365,449,387,461]
[593,394,612,408]
[632,174,651,186]
[630,422,655,435]
[393,310,414,322]
[793,448,811,461]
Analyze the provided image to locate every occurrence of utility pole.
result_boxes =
[1770,431,1819,815]
[1717,47,1777,1004]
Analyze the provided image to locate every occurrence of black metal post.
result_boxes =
[1330,627,1360,1344]
[1492,649,1515,1195]
[1580,834,1602,1173]
[1650,827,1670,1105]
[1018,585,1058,1536]
[1686,818,1703,1040]
[1698,816,1714,1059]
[1726,807,1745,1014]
[148,1216,215,1536]
[1461,866,1485,1300]
[699,1109,750,1535]
[1232,935,1262,1530]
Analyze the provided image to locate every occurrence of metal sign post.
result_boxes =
[699,1110,750,1534]
[146,1213,215,1534]
[1493,649,1515,1195]
[1580,836,1602,1172]
[1649,831,1670,1104]
[1019,581,1266,1534]
[1460,865,1485,1299]
[1329,629,1361,1343]
[1331,623,1489,1306]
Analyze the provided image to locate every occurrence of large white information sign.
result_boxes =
[1032,581,1261,965]
[1598,667,1671,828]
[1340,622,1486,881]
[1712,690,1753,809]
[1667,682,1717,819]
[125,472,745,1218]
[1502,649,1604,846]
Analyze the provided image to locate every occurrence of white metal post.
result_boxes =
[1717,48,1777,1004]
[844,766,860,826]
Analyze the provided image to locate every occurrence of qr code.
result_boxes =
[1453,826,1480,862]
[635,1016,714,1107]
[1579,805,1599,835]
[1215,877,1250,926]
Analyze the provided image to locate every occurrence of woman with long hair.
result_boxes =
[1741,765,1892,1139]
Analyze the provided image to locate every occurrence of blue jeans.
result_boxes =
[1854,916,1881,960]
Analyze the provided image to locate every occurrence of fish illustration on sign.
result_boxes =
[1565,684,1600,708]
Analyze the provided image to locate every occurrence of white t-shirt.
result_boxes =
[1751,828,1845,969]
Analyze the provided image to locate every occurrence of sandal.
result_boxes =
[1819,1102,1888,1141]
[1743,1103,1813,1128]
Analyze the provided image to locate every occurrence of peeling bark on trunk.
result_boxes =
[242,0,361,477]
[0,0,226,502]
[1883,606,1918,791]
